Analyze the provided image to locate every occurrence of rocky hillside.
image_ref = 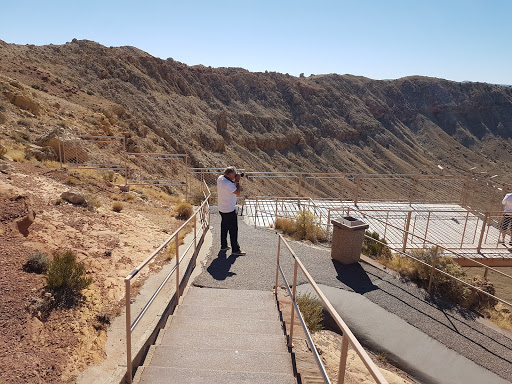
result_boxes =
[1,39,512,181]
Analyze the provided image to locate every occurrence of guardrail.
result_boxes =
[275,234,389,384]
[244,197,512,251]
[124,183,211,383]
[364,235,512,311]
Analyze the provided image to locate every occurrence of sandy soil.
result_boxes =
[0,159,184,383]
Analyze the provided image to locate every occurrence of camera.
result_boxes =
[237,172,245,177]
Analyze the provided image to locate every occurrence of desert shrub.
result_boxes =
[295,210,328,243]
[297,292,324,333]
[463,275,497,309]
[112,202,124,212]
[23,251,50,274]
[386,247,477,306]
[174,201,193,219]
[363,231,392,260]
[274,211,327,243]
[45,250,92,307]
[85,195,101,211]
[275,217,296,236]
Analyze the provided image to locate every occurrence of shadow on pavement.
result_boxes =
[207,250,243,281]
[332,260,378,294]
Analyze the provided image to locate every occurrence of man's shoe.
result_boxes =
[232,250,246,256]
[220,246,231,251]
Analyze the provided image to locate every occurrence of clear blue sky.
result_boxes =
[2,0,511,84]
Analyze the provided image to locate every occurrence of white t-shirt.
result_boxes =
[217,175,237,213]
[503,193,512,212]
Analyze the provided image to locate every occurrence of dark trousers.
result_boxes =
[220,210,240,252]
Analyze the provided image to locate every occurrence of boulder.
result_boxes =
[25,145,58,162]
[61,191,86,205]
[11,94,41,115]
[36,128,89,163]
[16,209,36,237]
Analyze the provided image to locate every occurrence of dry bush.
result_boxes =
[297,292,324,333]
[23,251,50,274]
[174,201,193,220]
[363,231,392,260]
[275,217,296,236]
[274,211,327,243]
[112,202,124,212]
[383,248,497,310]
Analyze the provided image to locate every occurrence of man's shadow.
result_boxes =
[331,259,378,294]
[207,251,243,281]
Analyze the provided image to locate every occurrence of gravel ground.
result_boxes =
[194,206,512,382]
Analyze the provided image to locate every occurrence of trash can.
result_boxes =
[331,217,369,264]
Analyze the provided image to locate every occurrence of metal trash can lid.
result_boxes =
[331,216,369,230]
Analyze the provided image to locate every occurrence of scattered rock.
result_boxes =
[25,145,58,162]
[61,191,86,205]
[10,94,41,115]
[16,208,36,236]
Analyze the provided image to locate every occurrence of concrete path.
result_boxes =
[135,287,295,384]
[193,205,512,384]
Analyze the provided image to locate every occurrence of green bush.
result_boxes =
[46,251,92,307]
[174,201,193,219]
[296,292,324,333]
[23,251,50,274]
[363,231,392,260]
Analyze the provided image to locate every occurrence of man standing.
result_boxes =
[501,192,512,245]
[217,167,246,255]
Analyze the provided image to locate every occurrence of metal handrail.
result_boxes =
[275,234,388,384]
[124,182,211,383]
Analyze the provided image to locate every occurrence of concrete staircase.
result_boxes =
[135,287,296,384]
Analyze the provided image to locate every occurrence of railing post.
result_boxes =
[193,215,197,266]
[423,211,431,247]
[125,278,132,384]
[298,174,303,197]
[275,199,278,225]
[428,246,439,293]
[288,259,298,348]
[175,233,180,297]
[254,197,258,227]
[337,334,349,384]
[402,211,412,252]
[460,211,470,249]
[354,175,360,206]
[275,236,281,295]
[477,212,489,253]
[185,155,189,202]
[327,209,331,236]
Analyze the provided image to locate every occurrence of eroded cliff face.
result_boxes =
[1,39,511,178]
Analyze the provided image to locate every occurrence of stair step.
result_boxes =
[138,366,296,384]
[166,315,284,335]
[184,287,277,309]
[175,303,279,321]
[147,346,294,374]
[158,328,289,353]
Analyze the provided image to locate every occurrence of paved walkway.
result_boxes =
[194,206,512,384]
